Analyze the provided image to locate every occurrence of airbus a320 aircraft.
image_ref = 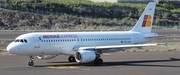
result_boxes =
[6,2,165,66]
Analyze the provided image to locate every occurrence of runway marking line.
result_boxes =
[0,52,14,56]
[103,53,111,55]
[81,68,90,70]
[46,65,90,70]
[46,66,79,69]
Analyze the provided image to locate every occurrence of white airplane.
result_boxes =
[6,2,165,66]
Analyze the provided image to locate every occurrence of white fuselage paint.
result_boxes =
[8,31,155,55]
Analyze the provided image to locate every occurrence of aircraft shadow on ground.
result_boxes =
[34,58,180,68]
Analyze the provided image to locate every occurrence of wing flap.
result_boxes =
[78,43,167,50]
[95,44,157,49]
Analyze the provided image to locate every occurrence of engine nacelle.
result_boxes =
[37,55,56,60]
[75,50,96,63]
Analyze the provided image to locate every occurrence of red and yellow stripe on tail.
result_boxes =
[142,15,152,27]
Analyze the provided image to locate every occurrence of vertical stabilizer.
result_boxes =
[130,2,156,32]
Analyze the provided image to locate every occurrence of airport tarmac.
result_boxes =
[0,30,180,75]
[0,51,180,75]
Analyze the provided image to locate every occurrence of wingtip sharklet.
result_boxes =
[157,42,168,47]
[164,42,168,47]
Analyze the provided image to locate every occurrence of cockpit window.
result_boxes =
[20,39,24,43]
[14,39,28,43]
[24,39,27,43]
[14,39,20,42]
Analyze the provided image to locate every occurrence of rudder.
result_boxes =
[130,2,156,32]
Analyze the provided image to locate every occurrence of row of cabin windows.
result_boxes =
[41,38,131,42]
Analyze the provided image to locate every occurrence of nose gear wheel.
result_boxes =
[28,55,34,66]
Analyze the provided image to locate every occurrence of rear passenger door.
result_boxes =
[133,34,139,44]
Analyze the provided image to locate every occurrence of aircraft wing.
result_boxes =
[77,43,168,50]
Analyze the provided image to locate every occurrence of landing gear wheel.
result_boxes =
[28,55,34,66]
[28,61,34,66]
[68,55,76,62]
[94,58,103,65]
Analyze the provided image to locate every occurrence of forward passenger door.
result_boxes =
[33,36,41,48]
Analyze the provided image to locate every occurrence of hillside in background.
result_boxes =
[0,0,180,30]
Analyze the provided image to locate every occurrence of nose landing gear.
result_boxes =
[28,55,34,66]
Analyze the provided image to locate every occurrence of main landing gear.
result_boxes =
[94,54,103,65]
[28,55,34,66]
[68,55,76,62]
[94,58,103,65]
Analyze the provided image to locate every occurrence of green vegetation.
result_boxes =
[0,0,179,30]
[7,0,146,8]
[6,0,180,12]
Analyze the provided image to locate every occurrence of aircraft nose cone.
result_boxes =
[6,43,17,54]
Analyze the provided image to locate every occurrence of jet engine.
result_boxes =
[37,55,56,60]
[75,50,96,63]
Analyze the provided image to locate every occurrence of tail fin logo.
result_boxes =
[142,15,152,27]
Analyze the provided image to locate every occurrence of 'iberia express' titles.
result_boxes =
[43,34,78,38]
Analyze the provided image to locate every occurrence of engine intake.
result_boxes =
[75,50,96,63]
